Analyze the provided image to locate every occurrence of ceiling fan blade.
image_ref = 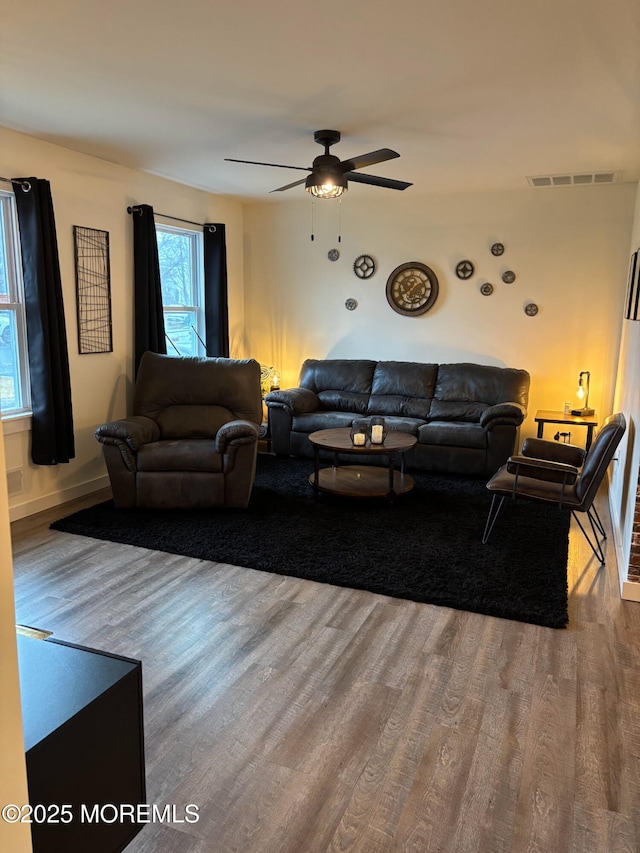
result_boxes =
[345,172,413,191]
[225,158,311,172]
[339,148,400,172]
[270,177,308,193]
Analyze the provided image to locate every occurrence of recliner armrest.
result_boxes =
[95,415,161,451]
[507,454,579,485]
[480,402,527,430]
[216,419,260,454]
[265,387,319,415]
[521,437,586,468]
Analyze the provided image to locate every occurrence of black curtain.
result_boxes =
[13,177,75,465]
[132,204,165,375]
[203,223,229,357]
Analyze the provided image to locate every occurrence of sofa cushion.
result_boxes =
[372,416,425,436]
[427,400,489,422]
[156,404,233,439]
[317,390,370,414]
[292,411,359,433]
[370,361,438,397]
[418,422,487,449]
[137,440,222,472]
[299,359,376,394]
[367,394,432,419]
[434,363,530,407]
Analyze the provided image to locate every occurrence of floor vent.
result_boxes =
[7,468,23,495]
[527,171,618,188]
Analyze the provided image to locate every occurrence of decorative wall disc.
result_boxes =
[353,254,376,279]
[328,248,340,261]
[480,282,494,296]
[491,242,505,256]
[345,298,358,311]
[524,302,539,316]
[455,260,475,279]
[502,270,516,283]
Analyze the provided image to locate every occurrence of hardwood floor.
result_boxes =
[10,487,640,853]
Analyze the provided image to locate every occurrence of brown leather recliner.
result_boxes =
[96,352,262,509]
[482,413,626,563]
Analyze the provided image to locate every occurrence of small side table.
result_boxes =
[534,409,598,451]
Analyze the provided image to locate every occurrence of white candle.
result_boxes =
[353,433,366,446]
[371,424,384,444]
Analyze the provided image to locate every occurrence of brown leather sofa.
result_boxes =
[265,359,530,477]
[95,352,262,509]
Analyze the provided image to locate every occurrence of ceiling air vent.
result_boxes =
[527,171,618,188]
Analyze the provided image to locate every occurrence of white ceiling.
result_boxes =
[2,0,640,201]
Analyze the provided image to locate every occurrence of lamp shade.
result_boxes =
[305,170,347,198]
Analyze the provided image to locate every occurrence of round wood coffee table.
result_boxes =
[308,428,417,501]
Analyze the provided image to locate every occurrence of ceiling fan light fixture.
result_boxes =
[305,170,347,199]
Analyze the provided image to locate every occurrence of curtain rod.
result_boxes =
[0,176,32,192]
[127,206,216,231]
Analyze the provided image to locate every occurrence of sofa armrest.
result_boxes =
[265,387,319,416]
[506,454,579,485]
[521,437,586,468]
[216,419,260,454]
[480,402,527,430]
[95,415,160,450]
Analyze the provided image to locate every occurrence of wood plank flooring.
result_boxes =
[10,486,640,853]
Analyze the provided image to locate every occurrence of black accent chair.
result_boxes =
[95,352,262,509]
[482,413,626,563]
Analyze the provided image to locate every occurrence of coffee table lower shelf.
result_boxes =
[309,465,414,499]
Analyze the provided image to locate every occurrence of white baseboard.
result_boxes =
[621,579,640,601]
[607,474,639,601]
[9,475,110,522]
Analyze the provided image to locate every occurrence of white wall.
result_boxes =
[0,424,32,853]
[244,184,635,443]
[610,183,640,598]
[0,126,245,520]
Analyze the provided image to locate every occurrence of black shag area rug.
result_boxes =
[51,456,570,628]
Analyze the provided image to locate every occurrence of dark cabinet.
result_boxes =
[17,635,145,853]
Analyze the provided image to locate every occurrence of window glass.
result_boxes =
[156,225,205,358]
[0,191,30,416]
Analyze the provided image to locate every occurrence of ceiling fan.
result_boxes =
[225,129,413,198]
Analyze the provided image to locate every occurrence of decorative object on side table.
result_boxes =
[369,416,387,445]
[350,419,370,446]
[571,370,594,416]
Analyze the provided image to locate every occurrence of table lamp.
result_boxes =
[571,371,594,417]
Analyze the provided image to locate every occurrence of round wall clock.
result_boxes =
[385,262,439,316]
[353,254,376,279]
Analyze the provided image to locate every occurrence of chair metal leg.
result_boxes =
[571,509,606,564]
[482,495,508,544]
[590,504,607,539]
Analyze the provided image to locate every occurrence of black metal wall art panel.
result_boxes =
[73,225,113,353]
[625,250,640,321]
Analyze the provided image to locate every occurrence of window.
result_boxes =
[156,224,205,357]
[0,190,30,417]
